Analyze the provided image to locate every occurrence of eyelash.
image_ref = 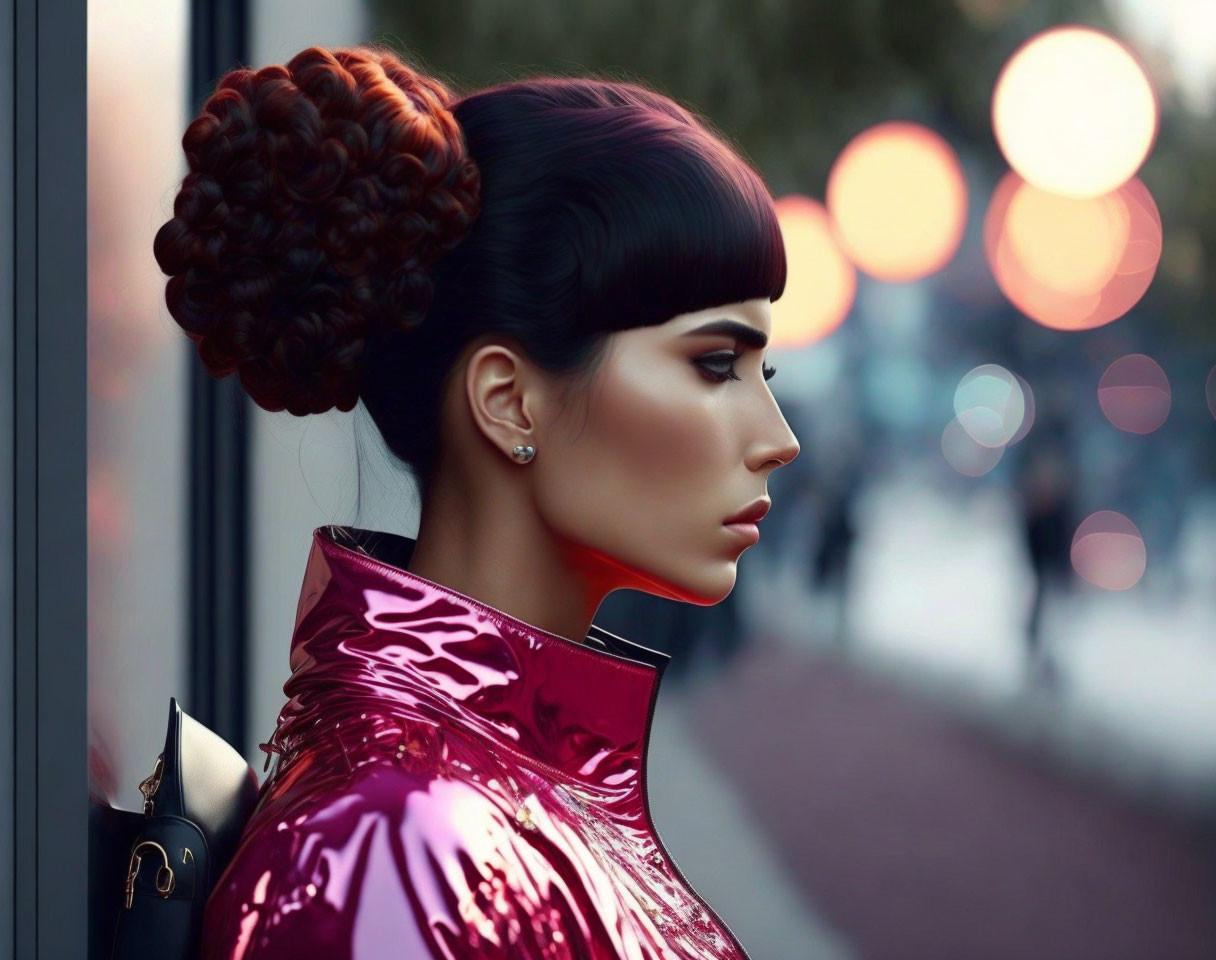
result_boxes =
[695,351,777,383]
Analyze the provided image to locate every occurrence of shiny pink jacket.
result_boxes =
[201,525,752,959]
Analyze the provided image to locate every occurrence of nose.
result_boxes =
[763,432,800,470]
[749,416,800,472]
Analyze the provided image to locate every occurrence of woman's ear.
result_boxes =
[462,340,541,460]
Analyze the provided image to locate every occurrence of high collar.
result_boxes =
[266,524,671,794]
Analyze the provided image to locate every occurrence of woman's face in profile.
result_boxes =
[534,297,801,604]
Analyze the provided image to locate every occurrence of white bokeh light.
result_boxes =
[953,364,1027,448]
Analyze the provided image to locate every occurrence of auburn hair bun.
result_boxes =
[153,45,481,415]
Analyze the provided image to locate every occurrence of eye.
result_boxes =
[694,351,778,383]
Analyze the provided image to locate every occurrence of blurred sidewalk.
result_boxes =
[681,640,1216,960]
[755,476,1216,815]
[677,474,1216,957]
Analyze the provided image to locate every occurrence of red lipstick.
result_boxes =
[723,498,770,545]
[723,498,770,525]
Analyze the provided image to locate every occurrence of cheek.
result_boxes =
[536,362,731,550]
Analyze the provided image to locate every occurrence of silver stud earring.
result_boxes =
[512,444,536,464]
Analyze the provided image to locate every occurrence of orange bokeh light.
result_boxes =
[992,26,1158,198]
[771,194,856,348]
[1004,187,1129,296]
[825,122,968,282]
[983,171,1161,331]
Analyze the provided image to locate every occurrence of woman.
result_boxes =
[155,42,799,959]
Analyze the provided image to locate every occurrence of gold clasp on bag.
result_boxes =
[124,840,176,909]
[138,753,164,816]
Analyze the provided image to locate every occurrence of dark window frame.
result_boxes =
[186,0,251,762]
[6,0,251,955]
[11,0,89,956]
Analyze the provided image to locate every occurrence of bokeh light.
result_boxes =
[941,417,1005,476]
[1070,510,1147,590]
[771,194,856,347]
[1006,187,1129,295]
[953,364,1027,448]
[1097,354,1171,434]
[992,26,1158,198]
[983,172,1161,331]
[825,122,967,282]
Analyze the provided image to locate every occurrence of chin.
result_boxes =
[651,561,738,606]
[702,564,740,604]
[606,537,738,604]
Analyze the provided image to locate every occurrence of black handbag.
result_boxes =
[89,697,261,960]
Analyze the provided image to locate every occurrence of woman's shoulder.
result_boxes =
[199,756,572,959]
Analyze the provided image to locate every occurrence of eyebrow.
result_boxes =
[681,319,769,349]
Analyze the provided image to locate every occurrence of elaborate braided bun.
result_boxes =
[153,45,481,416]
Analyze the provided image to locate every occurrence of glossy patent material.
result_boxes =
[201,524,751,959]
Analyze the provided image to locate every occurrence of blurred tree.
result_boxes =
[367,0,1214,355]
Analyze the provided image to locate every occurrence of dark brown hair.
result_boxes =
[154,43,786,499]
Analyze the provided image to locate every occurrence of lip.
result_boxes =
[723,498,771,526]
[723,521,761,545]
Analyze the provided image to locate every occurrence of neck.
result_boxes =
[407,468,612,646]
